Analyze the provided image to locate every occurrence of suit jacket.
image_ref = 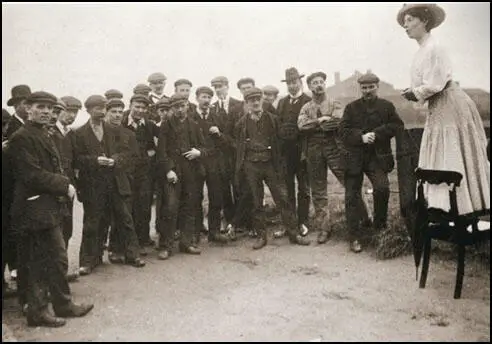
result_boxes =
[338,97,404,174]
[51,126,76,184]
[234,111,283,180]
[8,122,70,232]
[73,121,134,203]
[276,93,312,144]
[6,115,24,139]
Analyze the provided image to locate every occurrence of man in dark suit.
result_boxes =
[74,95,145,276]
[339,72,404,253]
[121,94,159,255]
[8,91,93,327]
[235,87,311,250]
[275,68,312,239]
[189,86,231,245]
[156,94,212,258]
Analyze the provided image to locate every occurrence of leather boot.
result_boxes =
[54,302,94,318]
[27,309,66,327]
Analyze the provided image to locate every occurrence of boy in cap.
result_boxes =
[235,87,311,249]
[74,95,145,275]
[8,91,93,327]
[189,86,230,244]
[339,72,403,253]
[60,96,83,130]
[262,85,280,111]
[156,94,211,258]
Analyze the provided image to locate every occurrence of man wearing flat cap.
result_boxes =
[262,85,280,111]
[61,96,83,130]
[104,89,124,100]
[74,95,146,275]
[155,97,172,127]
[235,87,311,250]
[299,71,371,245]
[339,72,404,253]
[174,78,197,113]
[148,72,168,104]
[156,94,211,257]
[275,67,312,239]
[189,86,230,245]
[8,91,94,327]
[121,94,160,255]
[237,77,276,115]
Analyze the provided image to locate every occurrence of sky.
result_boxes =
[2,2,490,113]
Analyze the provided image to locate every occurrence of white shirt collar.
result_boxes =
[197,107,210,119]
[55,121,69,136]
[128,115,145,128]
[218,95,230,110]
[13,113,25,125]
[149,92,165,101]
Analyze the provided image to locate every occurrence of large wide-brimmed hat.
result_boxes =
[397,3,446,29]
[281,67,305,83]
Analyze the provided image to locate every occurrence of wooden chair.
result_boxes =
[415,168,490,299]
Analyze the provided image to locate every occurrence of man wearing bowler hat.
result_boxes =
[339,72,403,253]
[8,91,93,327]
[6,85,31,139]
[275,67,312,239]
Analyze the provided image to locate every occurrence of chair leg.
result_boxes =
[454,244,465,299]
[419,237,432,289]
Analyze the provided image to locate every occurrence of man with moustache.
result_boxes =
[174,78,197,113]
[237,77,276,115]
[74,95,145,276]
[121,94,159,255]
[339,72,403,253]
[298,72,372,245]
[274,68,312,239]
[8,91,93,327]
[235,87,311,250]
[156,94,211,258]
[189,86,230,244]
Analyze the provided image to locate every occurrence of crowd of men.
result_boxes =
[2,67,404,327]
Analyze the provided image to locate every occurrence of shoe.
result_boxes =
[290,234,311,246]
[79,266,92,276]
[179,245,201,255]
[109,252,125,264]
[10,269,17,281]
[126,257,146,268]
[300,224,309,237]
[350,240,363,253]
[27,311,66,327]
[273,228,286,239]
[66,272,79,283]
[208,233,230,243]
[317,230,331,244]
[157,250,171,260]
[252,237,267,250]
[54,302,94,318]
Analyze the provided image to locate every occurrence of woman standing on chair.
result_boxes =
[398,3,490,216]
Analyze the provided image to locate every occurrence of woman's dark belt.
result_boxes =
[426,80,453,102]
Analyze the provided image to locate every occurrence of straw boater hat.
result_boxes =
[397,3,446,29]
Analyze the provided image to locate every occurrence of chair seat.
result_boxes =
[428,220,490,245]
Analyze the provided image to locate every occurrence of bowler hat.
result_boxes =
[397,3,446,29]
[7,85,32,106]
[281,67,305,82]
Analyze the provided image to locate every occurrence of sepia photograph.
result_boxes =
[2,2,490,342]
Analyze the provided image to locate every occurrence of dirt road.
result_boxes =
[2,199,490,342]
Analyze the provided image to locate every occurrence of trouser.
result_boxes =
[306,140,370,232]
[345,166,390,241]
[196,161,223,238]
[231,168,255,230]
[221,153,237,224]
[25,226,72,316]
[283,142,310,226]
[80,183,140,268]
[61,199,73,249]
[158,162,199,250]
[243,160,297,238]
[106,194,139,259]
[133,168,153,246]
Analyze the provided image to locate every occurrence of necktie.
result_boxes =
[203,110,208,120]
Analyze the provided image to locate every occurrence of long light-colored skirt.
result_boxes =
[419,82,490,215]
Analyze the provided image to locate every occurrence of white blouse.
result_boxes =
[410,34,453,102]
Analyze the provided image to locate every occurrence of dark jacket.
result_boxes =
[8,122,70,232]
[73,121,134,203]
[6,115,24,139]
[276,93,312,146]
[51,126,76,184]
[338,97,404,174]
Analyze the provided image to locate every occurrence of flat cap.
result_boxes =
[262,85,279,95]
[148,72,167,83]
[357,72,380,84]
[244,87,263,101]
[84,95,107,109]
[195,86,214,97]
[60,96,82,110]
[26,91,58,105]
[54,99,67,111]
[211,76,229,86]
[133,84,152,95]
[156,97,171,109]
[174,79,193,88]
[7,85,31,106]
[130,94,151,105]
[237,77,255,89]
[106,98,125,109]
[306,72,327,85]
[169,94,188,106]
[104,89,123,99]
